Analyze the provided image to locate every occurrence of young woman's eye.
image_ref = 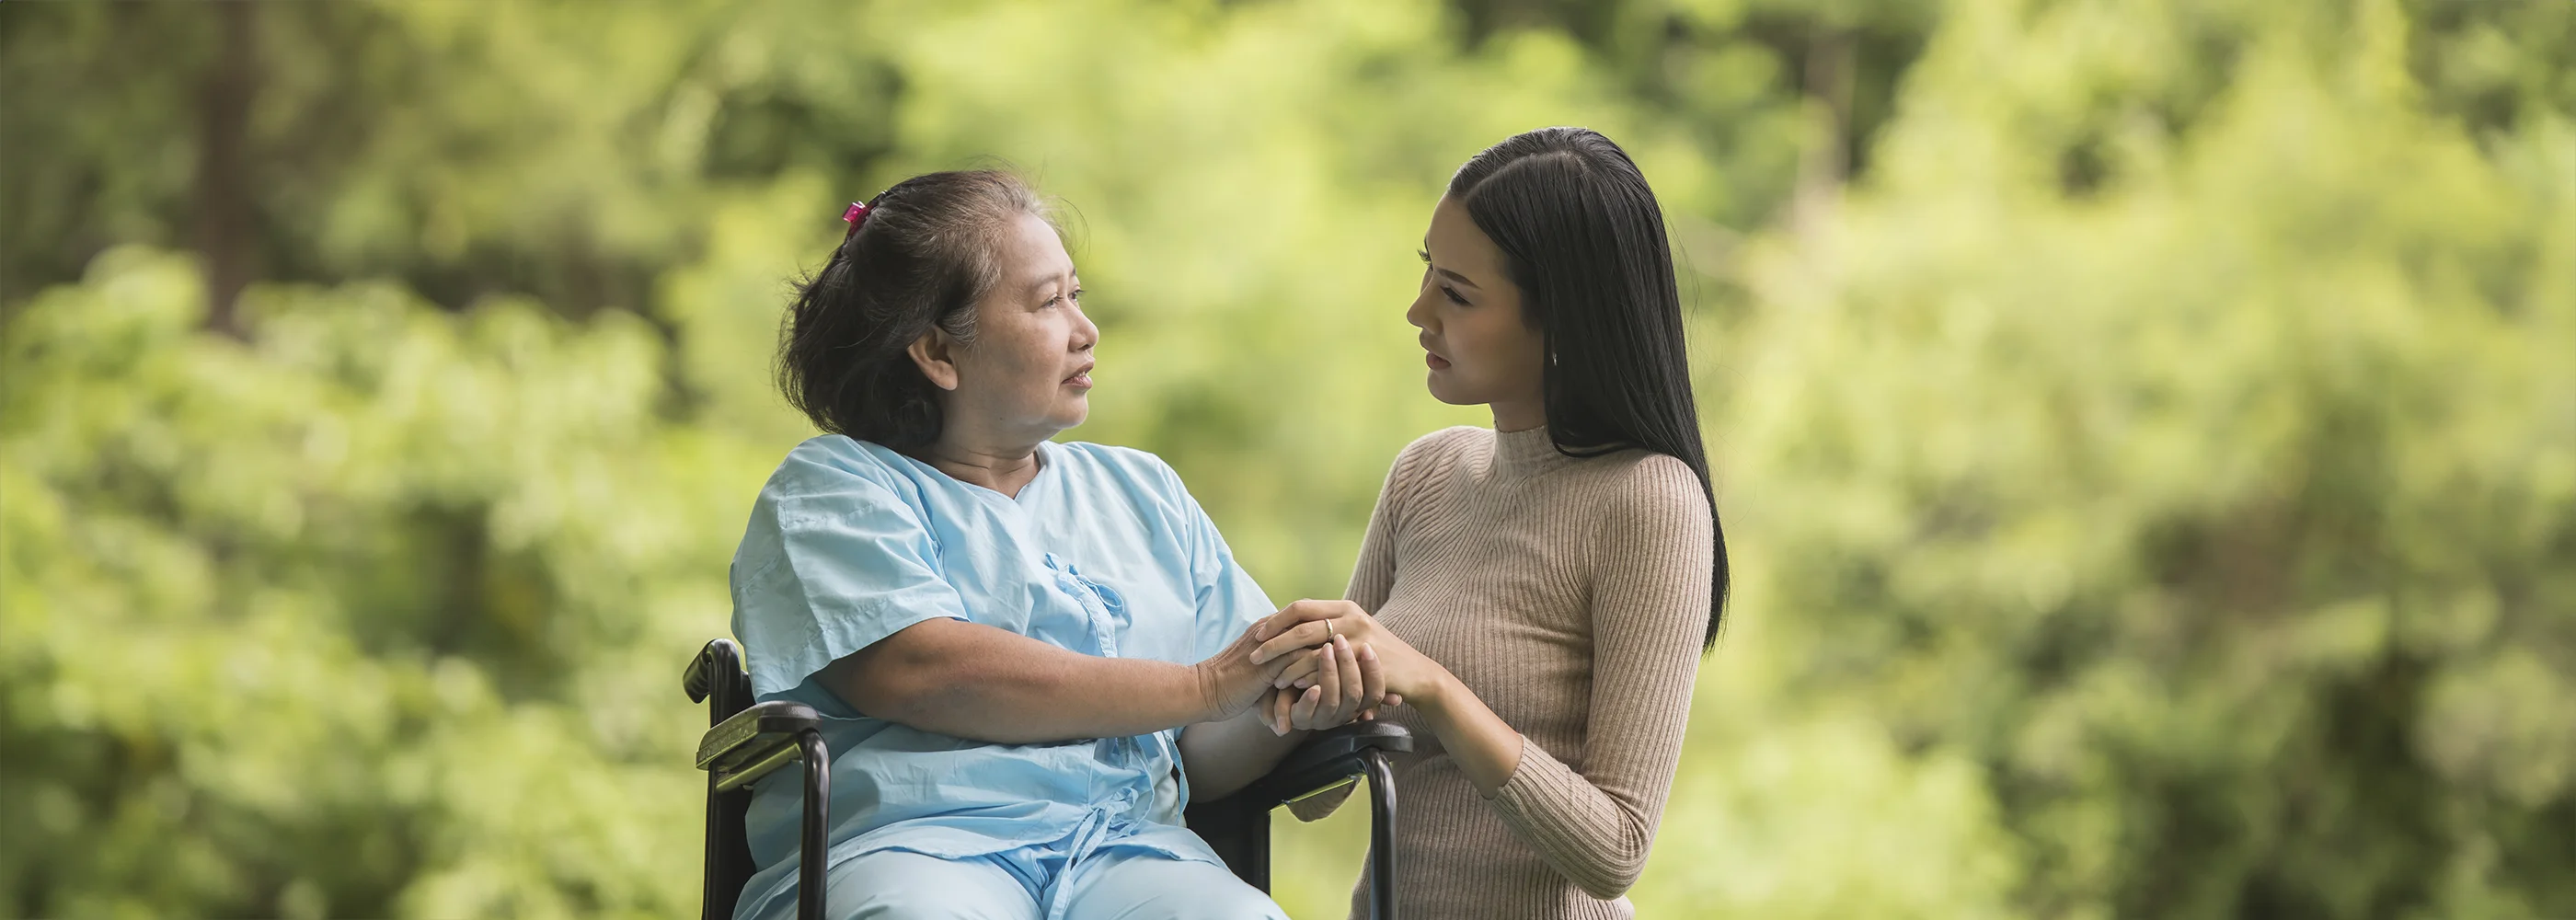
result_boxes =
[1441,285,1469,306]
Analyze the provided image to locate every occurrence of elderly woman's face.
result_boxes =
[922,213,1097,444]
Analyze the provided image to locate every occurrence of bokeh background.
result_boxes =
[5,0,2572,917]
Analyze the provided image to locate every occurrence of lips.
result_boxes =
[1420,338,1451,370]
[1064,362,1096,387]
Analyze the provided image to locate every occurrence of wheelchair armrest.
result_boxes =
[1239,720,1412,808]
[696,700,823,792]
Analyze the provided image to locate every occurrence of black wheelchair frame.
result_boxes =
[684,638,1408,920]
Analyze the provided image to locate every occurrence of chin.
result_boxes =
[1424,374,1478,407]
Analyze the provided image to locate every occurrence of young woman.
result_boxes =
[1247,127,1728,919]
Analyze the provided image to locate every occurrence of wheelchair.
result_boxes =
[684,638,1409,920]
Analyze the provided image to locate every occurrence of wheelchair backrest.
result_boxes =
[685,638,760,920]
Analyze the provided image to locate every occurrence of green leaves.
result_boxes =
[2,249,735,917]
[1718,1,2576,914]
[5,0,2571,915]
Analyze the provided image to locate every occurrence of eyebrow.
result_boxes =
[1024,270,1077,294]
[1420,241,1481,290]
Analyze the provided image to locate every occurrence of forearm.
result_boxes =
[900,656,1212,743]
[1421,666,1673,899]
[1416,669,1525,796]
[822,619,1220,743]
[1178,708,1306,801]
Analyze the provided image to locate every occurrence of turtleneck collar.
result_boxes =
[1490,424,1578,479]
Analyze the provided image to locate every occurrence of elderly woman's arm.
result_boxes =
[1176,709,1304,800]
[819,615,1322,745]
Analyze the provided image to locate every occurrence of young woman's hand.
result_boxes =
[1257,601,1527,799]
[1260,634,1392,735]
[1251,599,1448,709]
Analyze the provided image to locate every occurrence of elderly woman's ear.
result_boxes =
[908,328,963,392]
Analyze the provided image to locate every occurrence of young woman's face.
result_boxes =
[1409,195,1545,415]
[920,213,1097,443]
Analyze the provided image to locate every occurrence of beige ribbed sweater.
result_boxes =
[1289,425,1713,919]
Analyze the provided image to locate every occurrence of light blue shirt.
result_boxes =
[727,435,1273,918]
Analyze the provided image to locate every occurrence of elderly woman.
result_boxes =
[726,171,1374,920]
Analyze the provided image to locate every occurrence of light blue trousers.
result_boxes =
[748,845,1290,920]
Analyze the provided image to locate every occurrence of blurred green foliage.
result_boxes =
[3,0,2570,917]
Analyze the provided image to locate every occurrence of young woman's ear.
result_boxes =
[908,328,962,391]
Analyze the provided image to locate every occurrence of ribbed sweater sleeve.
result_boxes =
[1488,455,1711,898]
[1344,439,1411,615]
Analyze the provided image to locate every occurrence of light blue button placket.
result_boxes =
[1034,551,1185,919]
[1041,552,1129,659]
[1042,552,1156,781]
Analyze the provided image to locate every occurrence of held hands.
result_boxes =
[1257,632,1387,736]
[1192,615,1317,722]
[1246,600,1449,736]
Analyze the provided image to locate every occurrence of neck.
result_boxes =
[917,429,1049,499]
[1489,397,1546,433]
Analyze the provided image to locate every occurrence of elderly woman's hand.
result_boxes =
[1191,616,1333,721]
[1259,633,1396,735]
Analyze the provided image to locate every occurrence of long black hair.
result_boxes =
[1449,126,1731,649]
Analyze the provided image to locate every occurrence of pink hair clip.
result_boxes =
[842,201,870,239]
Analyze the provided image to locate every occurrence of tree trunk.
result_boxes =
[196,0,258,339]
[1792,24,1853,245]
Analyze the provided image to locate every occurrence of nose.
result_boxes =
[1071,300,1099,352]
[1406,278,1435,332]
